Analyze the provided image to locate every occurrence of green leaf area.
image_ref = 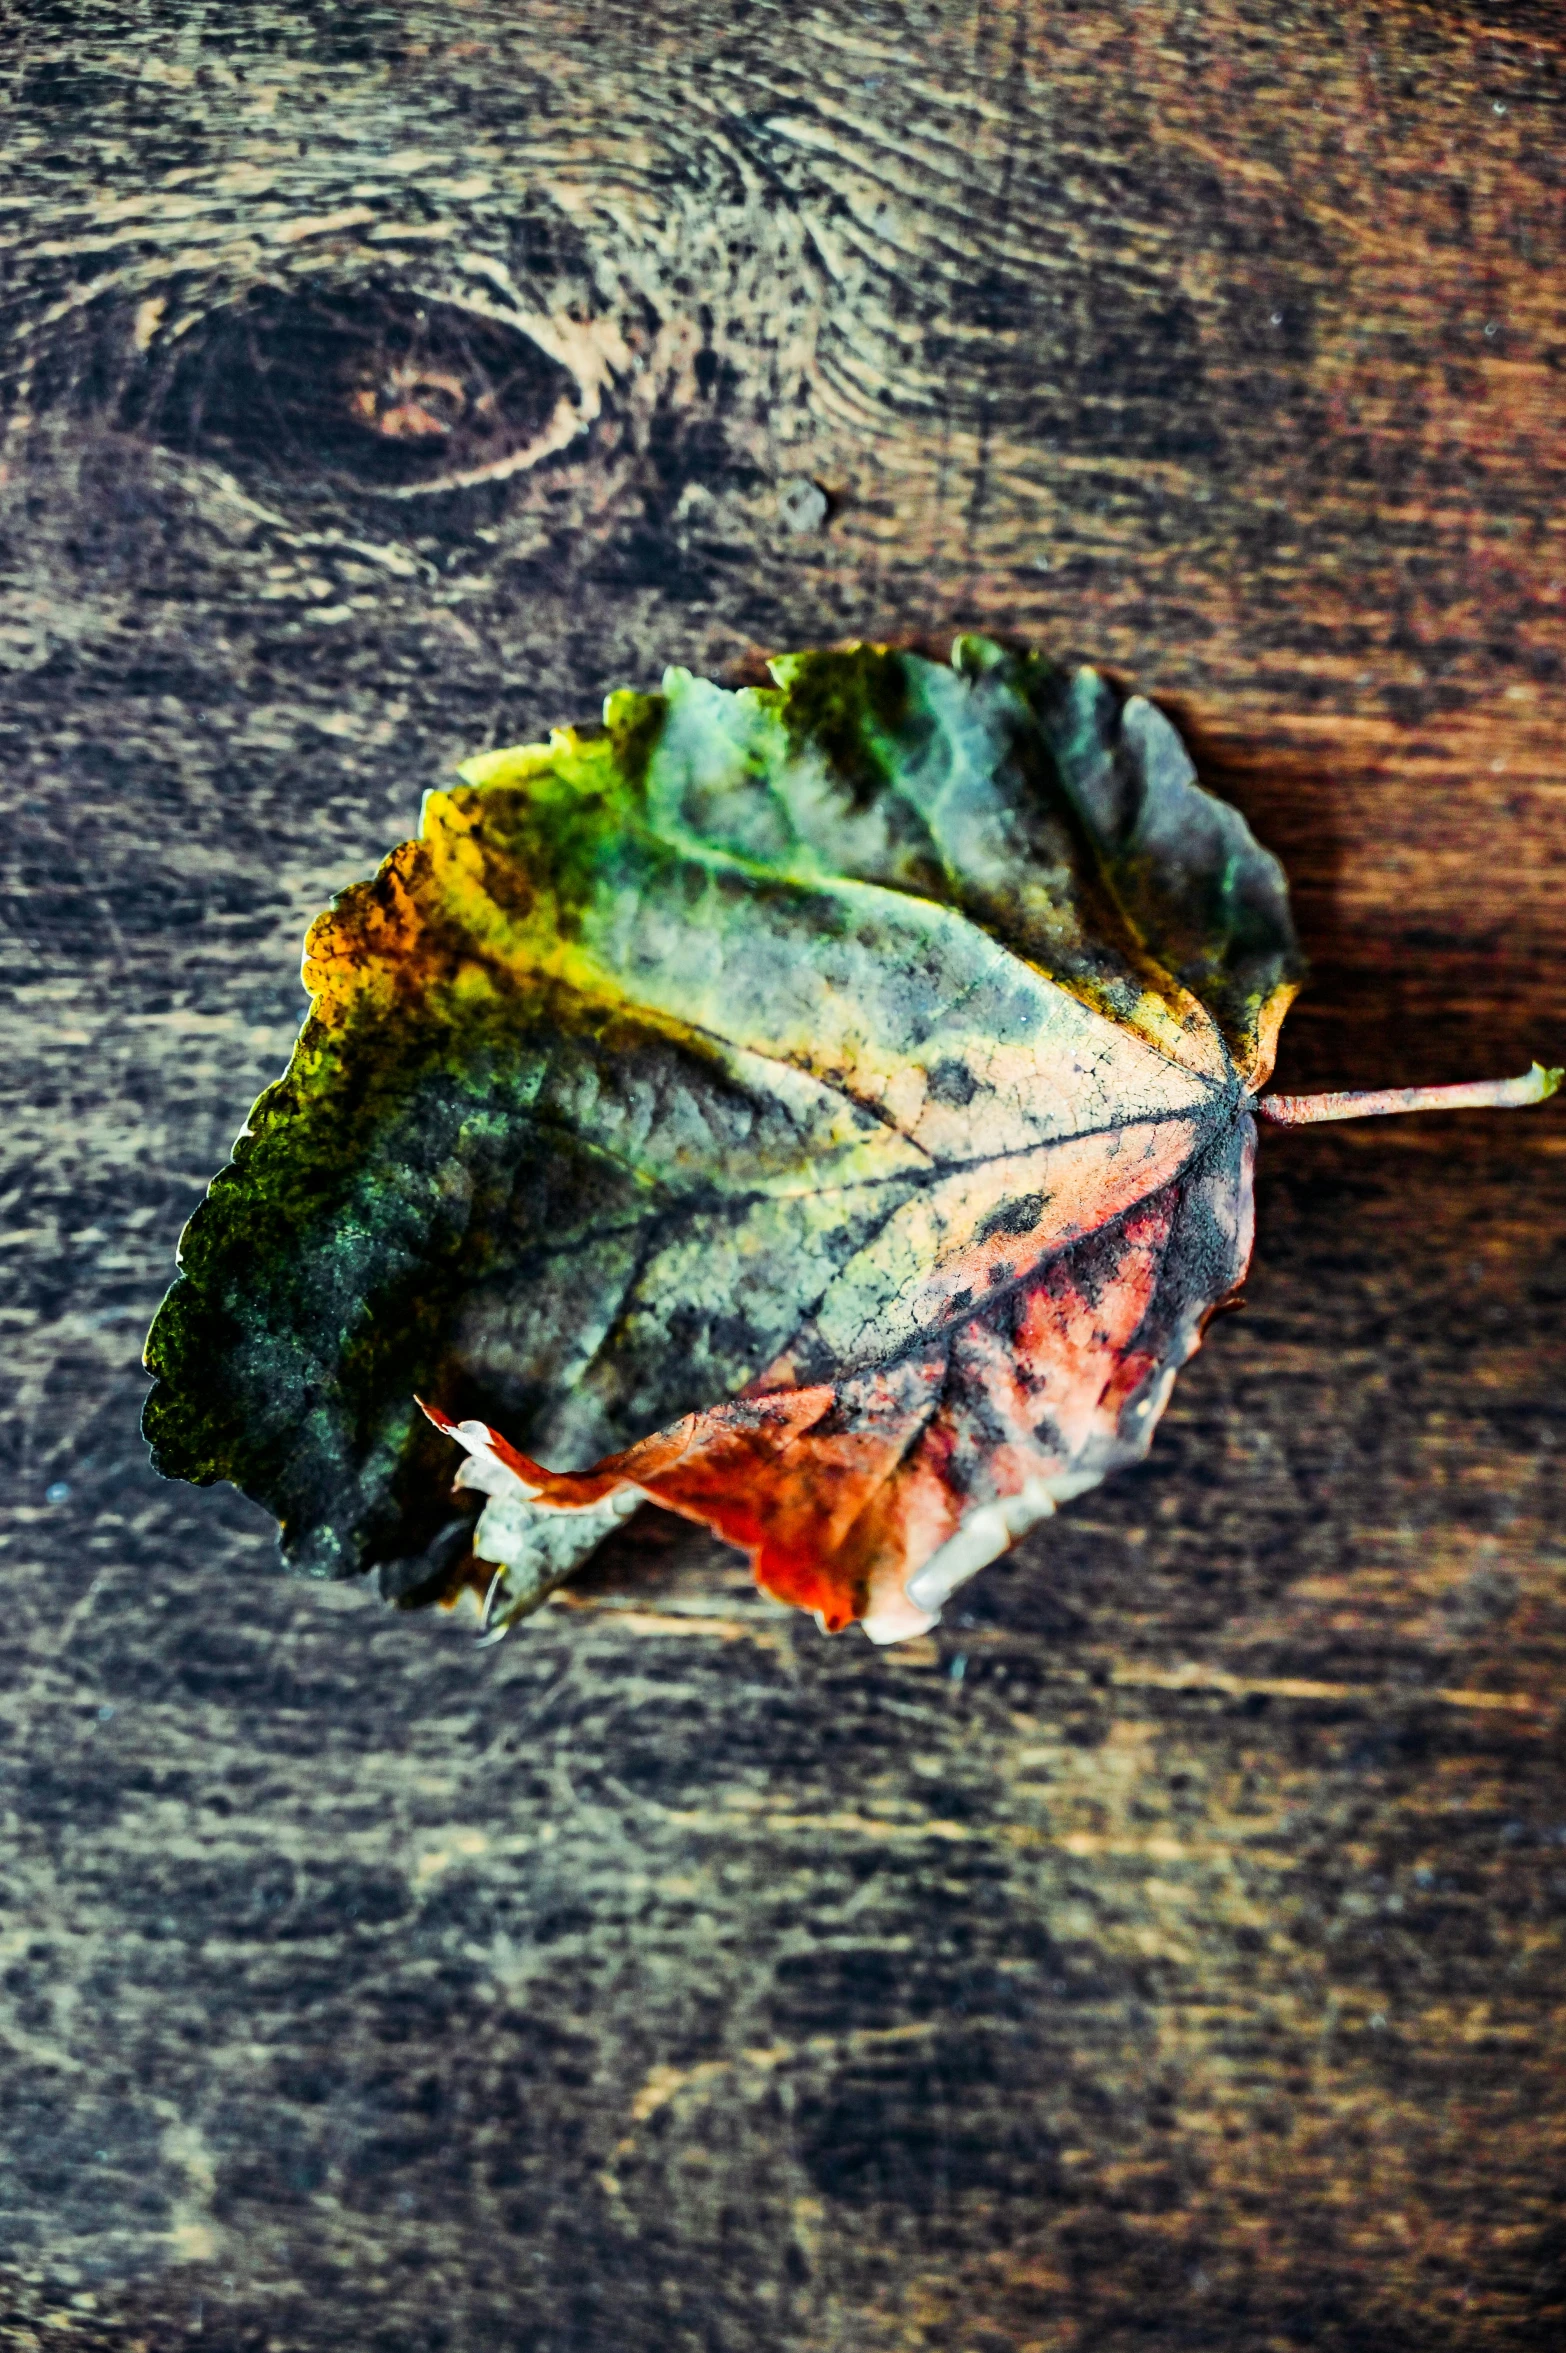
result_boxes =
[142,637,1301,1598]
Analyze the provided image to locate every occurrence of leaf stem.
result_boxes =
[1255,1062,1561,1127]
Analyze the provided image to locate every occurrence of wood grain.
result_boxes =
[2,4,1563,2347]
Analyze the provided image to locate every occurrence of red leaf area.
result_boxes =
[424,1134,1251,1641]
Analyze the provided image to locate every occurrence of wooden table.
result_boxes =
[3,5,1562,2345]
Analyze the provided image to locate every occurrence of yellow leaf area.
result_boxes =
[144,639,1300,1636]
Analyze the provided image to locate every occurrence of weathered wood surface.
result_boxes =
[2,3,1564,2346]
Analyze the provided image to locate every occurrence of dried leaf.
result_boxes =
[141,636,1550,1641]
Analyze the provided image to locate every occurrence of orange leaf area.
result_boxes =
[424,1123,1253,1640]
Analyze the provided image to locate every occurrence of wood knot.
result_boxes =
[127,279,586,497]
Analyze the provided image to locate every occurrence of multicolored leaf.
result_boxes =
[143,635,1306,1636]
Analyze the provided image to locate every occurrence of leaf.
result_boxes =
[143,635,1304,1638]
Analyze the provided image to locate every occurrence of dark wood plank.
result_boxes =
[2,5,1563,2347]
